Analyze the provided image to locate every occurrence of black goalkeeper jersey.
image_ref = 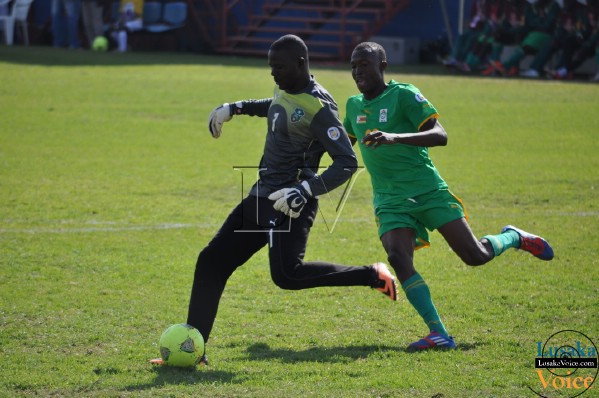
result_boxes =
[245,77,358,198]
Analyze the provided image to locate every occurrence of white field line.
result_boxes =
[0,223,212,234]
[0,218,374,234]
[0,211,596,234]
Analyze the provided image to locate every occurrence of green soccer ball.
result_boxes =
[92,36,108,51]
[158,324,205,367]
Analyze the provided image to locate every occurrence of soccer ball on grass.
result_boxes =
[158,323,205,367]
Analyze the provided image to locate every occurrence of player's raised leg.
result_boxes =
[499,225,554,261]
[439,218,554,264]
[438,218,495,266]
[266,199,398,300]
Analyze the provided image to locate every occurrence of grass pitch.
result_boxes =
[0,46,598,398]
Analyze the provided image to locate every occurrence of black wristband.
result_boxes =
[229,101,244,116]
[233,99,271,117]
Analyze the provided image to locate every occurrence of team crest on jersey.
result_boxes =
[415,93,427,102]
[379,109,388,123]
[291,108,305,123]
[327,127,341,141]
[356,115,367,124]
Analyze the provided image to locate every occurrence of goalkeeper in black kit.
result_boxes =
[182,35,398,364]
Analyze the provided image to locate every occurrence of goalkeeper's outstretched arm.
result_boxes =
[208,99,272,138]
[231,99,272,117]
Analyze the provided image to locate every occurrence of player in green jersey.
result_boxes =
[151,36,398,365]
[343,41,554,351]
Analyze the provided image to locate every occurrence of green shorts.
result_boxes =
[374,189,467,249]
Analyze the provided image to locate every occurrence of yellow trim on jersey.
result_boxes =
[417,113,440,131]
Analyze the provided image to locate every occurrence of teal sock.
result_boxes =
[483,230,520,257]
[402,273,449,337]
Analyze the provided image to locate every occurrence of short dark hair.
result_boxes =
[353,42,387,63]
[270,34,309,59]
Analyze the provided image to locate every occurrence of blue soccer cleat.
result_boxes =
[501,225,554,261]
[406,331,457,352]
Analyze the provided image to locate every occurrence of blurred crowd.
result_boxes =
[442,0,599,81]
[49,0,140,51]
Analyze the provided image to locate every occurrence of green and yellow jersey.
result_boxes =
[343,80,447,199]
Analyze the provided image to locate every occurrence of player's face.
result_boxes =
[350,49,386,100]
[268,48,306,92]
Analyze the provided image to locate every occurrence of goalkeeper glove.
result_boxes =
[268,181,312,219]
[208,102,242,138]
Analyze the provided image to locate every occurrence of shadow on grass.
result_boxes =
[246,342,395,363]
[124,365,236,392]
[120,340,481,391]
[403,341,480,353]
[245,341,479,363]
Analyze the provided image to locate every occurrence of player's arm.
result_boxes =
[268,107,357,218]
[208,98,272,138]
[361,117,447,148]
[304,109,358,197]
